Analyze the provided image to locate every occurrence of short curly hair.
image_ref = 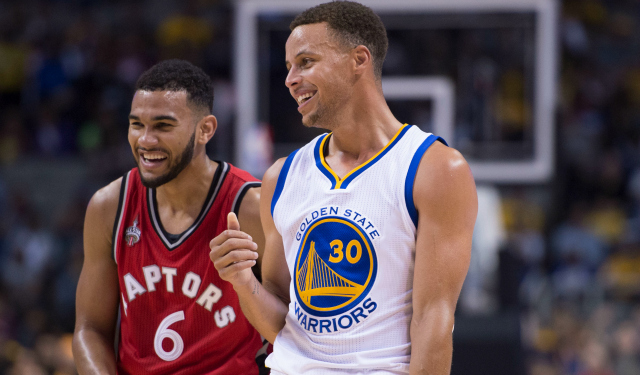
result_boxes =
[290,1,388,79]
[135,59,214,114]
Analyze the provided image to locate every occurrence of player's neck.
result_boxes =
[327,89,403,161]
[154,153,217,217]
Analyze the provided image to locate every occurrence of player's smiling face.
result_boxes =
[128,90,197,188]
[285,23,354,129]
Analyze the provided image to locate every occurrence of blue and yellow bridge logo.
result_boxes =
[294,216,377,317]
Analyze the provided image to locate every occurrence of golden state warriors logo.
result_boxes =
[294,216,377,318]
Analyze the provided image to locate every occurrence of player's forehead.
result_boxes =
[130,90,191,119]
[285,23,339,59]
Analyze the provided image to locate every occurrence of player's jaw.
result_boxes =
[135,132,195,188]
[292,87,321,127]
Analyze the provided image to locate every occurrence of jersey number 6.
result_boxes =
[152,307,237,361]
[154,311,185,361]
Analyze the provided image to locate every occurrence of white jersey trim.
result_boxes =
[231,181,261,216]
[147,162,229,250]
[112,171,131,263]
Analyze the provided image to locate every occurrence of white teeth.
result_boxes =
[296,92,315,104]
[142,154,166,161]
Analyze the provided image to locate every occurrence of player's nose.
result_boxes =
[285,67,301,89]
[138,127,159,147]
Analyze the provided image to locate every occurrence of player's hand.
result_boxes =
[209,212,259,287]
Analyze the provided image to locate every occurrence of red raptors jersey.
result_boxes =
[113,162,262,374]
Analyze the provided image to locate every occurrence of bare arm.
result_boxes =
[73,179,122,374]
[237,187,266,281]
[409,143,478,375]
[210,159,291,343]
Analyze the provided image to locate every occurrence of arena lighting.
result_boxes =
[235,0,558,183]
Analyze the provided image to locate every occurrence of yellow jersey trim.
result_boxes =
[319,124,409,189]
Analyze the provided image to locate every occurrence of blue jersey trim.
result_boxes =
[314,125,412,190]
[405,135,448,227]
[271,149,300,217]
[339,124,412,189]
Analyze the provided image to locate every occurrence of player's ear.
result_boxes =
[198,114,217,144]
[352,45,372,75]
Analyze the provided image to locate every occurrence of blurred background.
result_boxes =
[0,0,639,374]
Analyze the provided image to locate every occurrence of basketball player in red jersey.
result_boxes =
[73,60,266,374]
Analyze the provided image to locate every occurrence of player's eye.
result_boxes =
[155,122,173,131]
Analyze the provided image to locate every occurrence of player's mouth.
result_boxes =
[139,151,168,170]
[296,91,317,111]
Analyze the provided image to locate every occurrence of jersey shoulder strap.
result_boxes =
[112,169,141,261]
[219,162,261,215]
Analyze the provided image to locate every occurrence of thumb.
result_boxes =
[227,212,240,231]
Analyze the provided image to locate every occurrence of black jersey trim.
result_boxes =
[147,162,229,250]
[232,182,261,217]
[112,171,131,263]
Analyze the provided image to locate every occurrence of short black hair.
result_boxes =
[135,59,214,114]
[290,1,388,79]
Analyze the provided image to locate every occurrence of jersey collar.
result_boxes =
[314,124,412,190]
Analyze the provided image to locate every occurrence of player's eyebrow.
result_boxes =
[285,49,316,66]
[128,114,178,122]
[151,115,178,122]
[296,49,314,58]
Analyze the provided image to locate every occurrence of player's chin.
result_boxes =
[139,168,161,181]
[301,113,319,128]
[139,171,169,189]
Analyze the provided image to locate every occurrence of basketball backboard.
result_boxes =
[234,0,558,183]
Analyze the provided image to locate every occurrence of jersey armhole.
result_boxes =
[232,181,262,216]
[404,135,448,227]
[270,149,300,217]
[112,171,131,263]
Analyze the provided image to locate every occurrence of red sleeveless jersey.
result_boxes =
[112,162,263,374]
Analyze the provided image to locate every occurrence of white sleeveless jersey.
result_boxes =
[265,125,445,374]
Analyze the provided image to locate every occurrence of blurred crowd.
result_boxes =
[501,1,640,374]
[0,0,235,373]
[0,0,639,374]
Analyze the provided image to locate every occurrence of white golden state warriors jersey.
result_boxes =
[265,125,446,374]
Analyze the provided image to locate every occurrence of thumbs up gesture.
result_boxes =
[209,212,259,287]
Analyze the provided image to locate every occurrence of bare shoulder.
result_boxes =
[414,142,477,219]
[238,184,262,233]
[84,177,124,255]
[88,178,122,222]
[262,157,287,189]
[89,178,122,212]
[260,157,288,222]
[238,186,261,219]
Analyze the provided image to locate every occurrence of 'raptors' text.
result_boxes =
[122,264,236,328]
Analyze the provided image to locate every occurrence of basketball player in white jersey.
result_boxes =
[210,2,477,374]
